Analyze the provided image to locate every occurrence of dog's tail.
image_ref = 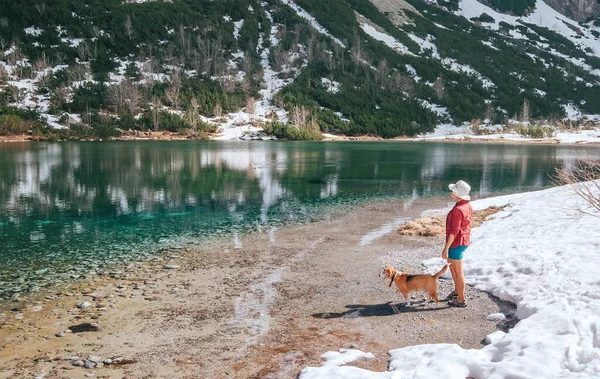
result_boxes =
[433,263,450,279]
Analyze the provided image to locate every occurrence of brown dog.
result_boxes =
[382,264,449,307]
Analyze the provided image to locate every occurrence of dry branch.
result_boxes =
[554,160,600,215]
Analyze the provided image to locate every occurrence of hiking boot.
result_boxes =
[445,291,458,300]
[448,299,467,308]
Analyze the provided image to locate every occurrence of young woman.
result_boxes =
[442,180,473,308]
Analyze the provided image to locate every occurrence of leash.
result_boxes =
[388,272,397,287]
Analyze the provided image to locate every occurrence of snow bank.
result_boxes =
[300,183,600,378]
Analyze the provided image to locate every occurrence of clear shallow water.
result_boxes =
[1,140,599,299]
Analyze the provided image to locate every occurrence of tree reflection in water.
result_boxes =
[0,141,598,299]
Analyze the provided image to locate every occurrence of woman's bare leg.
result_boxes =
[448,258,465,302]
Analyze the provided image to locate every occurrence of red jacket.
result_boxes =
[446,200,473,248]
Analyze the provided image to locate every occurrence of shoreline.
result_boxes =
[0,196,517,378]
[2,131,599,145]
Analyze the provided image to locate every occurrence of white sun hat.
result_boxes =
[449,180,471,201]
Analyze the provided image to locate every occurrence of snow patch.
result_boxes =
[280,0,345,47]
[360,23,413,55]
[321,78,340,94]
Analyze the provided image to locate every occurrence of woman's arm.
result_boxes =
[442,234,455,259]
[442,209,462,259]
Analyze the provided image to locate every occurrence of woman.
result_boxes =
[442,180,473,308]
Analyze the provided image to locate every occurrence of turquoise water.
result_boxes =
[0,141,598,299]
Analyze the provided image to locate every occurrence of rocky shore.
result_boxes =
[0,197,516,378]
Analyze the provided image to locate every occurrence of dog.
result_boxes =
[382,264,449,307]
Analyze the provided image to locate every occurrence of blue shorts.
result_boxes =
[448,246,468,260]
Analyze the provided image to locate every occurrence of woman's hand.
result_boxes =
[442,248,448,260]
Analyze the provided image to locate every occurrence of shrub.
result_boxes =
[470,13,495,23]
[512,124,555,138]
[198,119,219,134]
[0,114,28,135]
[262,120,323,140]
[158,112,190,133]
[90,118,121,139]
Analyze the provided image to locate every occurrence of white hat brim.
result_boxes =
[449,183,471,201]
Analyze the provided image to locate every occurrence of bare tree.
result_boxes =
[350,38,363,70]
[214,103,222,118]
[165,70,182,109]
[6,41,22,66]
[293,24,301,54]
[37,72,51,89]
[141,56,158,91]
[36,3,46,15]
[433,77,445,100]
[334,43,345,72]
[217,66,236,93]
[0,65,8,85]
[92,26,102,39]
[196,34,223,75]
[241,51,253,75]
[290,105,318,131]
[68,64,90,83]
[520,99,530,123]
[0,37,8,54]
[82,105,92,126]
[125,15,133,40]
[554,160,600,216]
[33,52,50,73]
[485,103,495,124]
[54,51,66,66]
[77,41,90,61]
[178,24,191,63]
[108,82,126,113]
[389,72,414,96]
[152,97,161,131]
[108,80,140,113]
[190,48,202,73]
[377,59,389,85]
[246,96,256,115]
[185,97,202,135]
[125,81,141,113]
[52,86,70,109]
[272,46,289,72]
[89,42,98,61]
[179,24,186,51]
[164,43,176,65]
[7,85,25,103]
[196,36,212,74]
[322,49,334,73]
[307,29,317,62]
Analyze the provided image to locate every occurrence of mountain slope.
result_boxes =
[0,0,599,139]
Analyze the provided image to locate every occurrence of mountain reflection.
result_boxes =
[0,141,598,299]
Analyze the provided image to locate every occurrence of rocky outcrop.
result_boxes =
[541,0,600,22]
[368,0,421,26]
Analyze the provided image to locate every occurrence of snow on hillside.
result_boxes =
[279,0,346,47]
[359,23,413,55]
[215,3,308,139]
[300,181,600,378]
[459,0,600,58]
[441,57,495,88]
[406,33,441,59]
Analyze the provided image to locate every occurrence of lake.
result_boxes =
[1,140,598,299]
